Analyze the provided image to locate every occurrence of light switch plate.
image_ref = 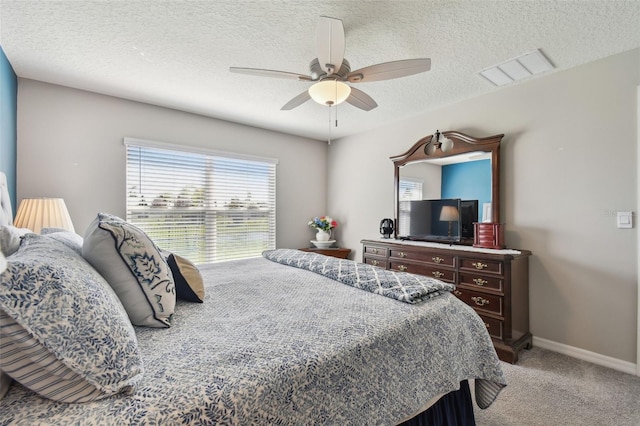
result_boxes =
[617,211,633,229]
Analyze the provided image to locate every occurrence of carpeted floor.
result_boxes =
[472,346,640,425]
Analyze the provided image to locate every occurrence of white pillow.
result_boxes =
[0,233,143,402]
[82,213,176,327]
[0,225,31,257]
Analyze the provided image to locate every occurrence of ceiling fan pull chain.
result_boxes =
[328,106,332,145]
[336,83,340,128]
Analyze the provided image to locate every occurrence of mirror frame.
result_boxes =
[391,131,503,240]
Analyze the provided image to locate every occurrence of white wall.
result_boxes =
[16,79,327,250]
[328,48,640,363]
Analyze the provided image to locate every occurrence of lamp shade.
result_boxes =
[439,206,459,222]
[14,198,75,234]
[308,80,351,106]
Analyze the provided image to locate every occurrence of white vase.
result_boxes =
[316,230,331,241]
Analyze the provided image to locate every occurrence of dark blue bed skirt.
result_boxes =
[399,380,475,426]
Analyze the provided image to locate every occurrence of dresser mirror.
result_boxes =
[391,131,503,243]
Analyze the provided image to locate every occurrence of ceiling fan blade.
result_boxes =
[316,16,345,76]
[230,67,311,81]
[345,87,378,111]
[347,58,431,83]
[281,91,311,110]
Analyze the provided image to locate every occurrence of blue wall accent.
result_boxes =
[441,159,491,220]
[0,45,17,214]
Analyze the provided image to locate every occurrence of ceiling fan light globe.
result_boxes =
[308,80,351,106]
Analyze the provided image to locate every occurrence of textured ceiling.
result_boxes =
[1,1,639,141]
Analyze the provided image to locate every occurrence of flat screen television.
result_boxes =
[397,198,462,243]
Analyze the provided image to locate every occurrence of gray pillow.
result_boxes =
[82,213,176,327]
[0,233,143,402]
[41,227,83,255]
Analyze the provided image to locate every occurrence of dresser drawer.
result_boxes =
[389,261,456,283]
[459,257,503,275]
[363,245,388,257]
[363,256,387,268]
[459,272,503,292]
[453,287,503,316]
[479,314,504,340]
[389,249,455,268]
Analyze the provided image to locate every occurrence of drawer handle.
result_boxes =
[398,251,407,258]
[371,248,378,254]
[432,271,444,278]
[485,323,491,329]
[371,260,379,266]
[473,278,488,286]
[397,265,407,272]
[471,296,490,307]
[432,256,444,264]
[472,262,488,270]
[454,290,462,296]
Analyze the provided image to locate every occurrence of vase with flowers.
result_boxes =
[308,216,338,242]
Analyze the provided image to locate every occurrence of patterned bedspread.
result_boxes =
[0,256,505,425]
[263,248,455,303]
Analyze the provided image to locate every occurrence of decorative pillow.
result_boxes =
[41,227,83,255]
[0,233,143,403]
[164,251,205,303]
[0,370,11,400]
[82,213,175,327]
[0,225,31,257]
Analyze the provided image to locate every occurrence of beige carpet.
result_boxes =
[473,346,640,425]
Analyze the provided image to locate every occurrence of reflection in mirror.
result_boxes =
[399,151,492,221]
[391,131,503,244]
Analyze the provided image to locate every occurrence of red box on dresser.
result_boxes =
[473,223,505,249]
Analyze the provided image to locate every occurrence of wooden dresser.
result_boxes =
[361,239,532,364]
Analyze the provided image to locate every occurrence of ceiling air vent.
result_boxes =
[479,49,554,86]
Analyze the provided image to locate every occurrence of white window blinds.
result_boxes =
[399,177,423,201]
[125,138,277,264]
[398,177,423,235]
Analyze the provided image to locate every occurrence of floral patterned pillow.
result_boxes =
[0,233,143,402]
[82,213,175,327]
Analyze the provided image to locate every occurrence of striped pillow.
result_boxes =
[0,234,143,402]
[0,311,108,402]
[0,370,10,400]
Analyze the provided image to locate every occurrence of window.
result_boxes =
[399,177,423,201]
[398,177,423,235]
[125,138,277,264]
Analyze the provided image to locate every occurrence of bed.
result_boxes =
[0,174,505,425]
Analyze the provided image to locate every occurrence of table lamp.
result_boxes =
[439,205,459,237]
[13,198,75,234]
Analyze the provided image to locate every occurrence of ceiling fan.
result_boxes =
[230,16,431,111]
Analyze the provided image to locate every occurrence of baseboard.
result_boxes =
[532,336,638,376]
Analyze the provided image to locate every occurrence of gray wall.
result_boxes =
[16,79,328,250]
[328,48,639,363]
[14,49,640,365]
